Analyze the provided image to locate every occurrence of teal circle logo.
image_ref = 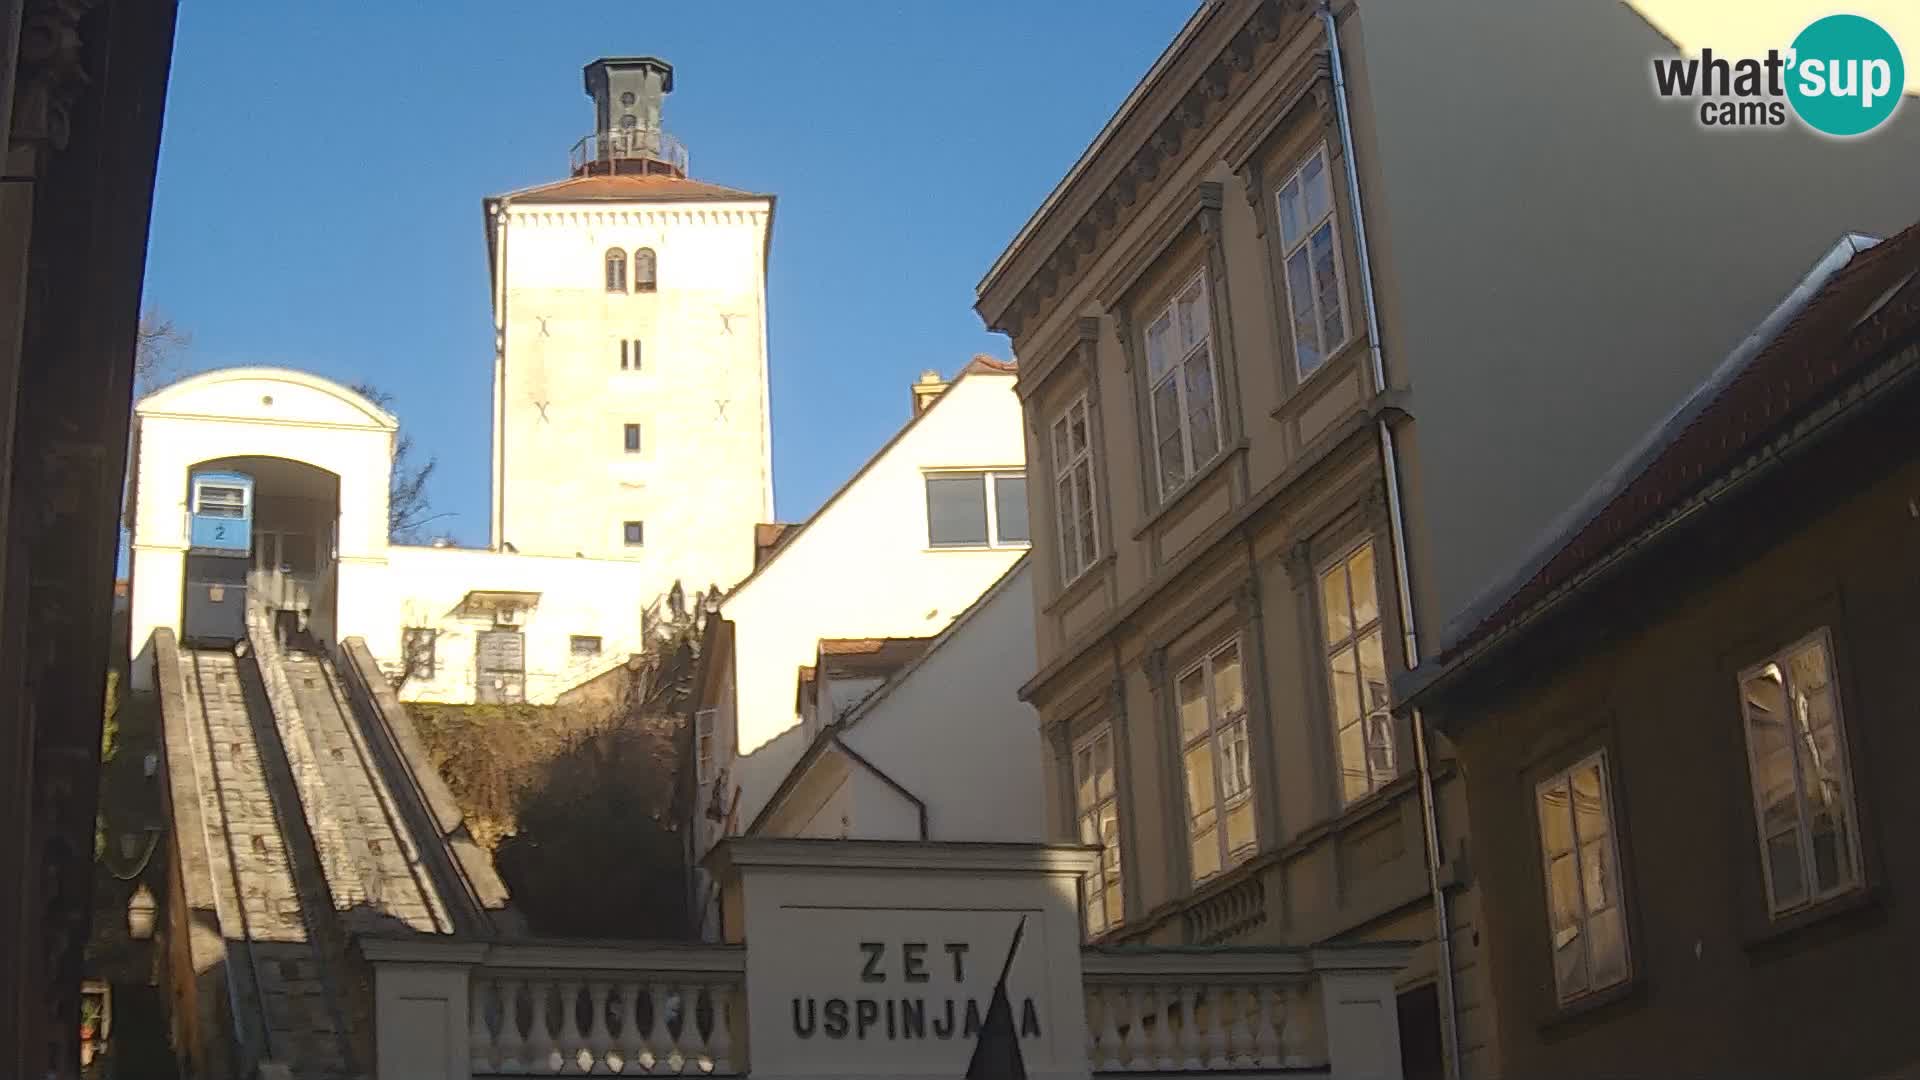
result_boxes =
[1786,14,1905,137]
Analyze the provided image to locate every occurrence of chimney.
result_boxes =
[910,370,948,416]
[577,57,684,178]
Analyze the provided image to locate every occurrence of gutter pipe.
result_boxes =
[1319,6,1463,1079]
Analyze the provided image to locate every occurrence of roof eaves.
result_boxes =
[1431,231,1880,658]
[977,1,1221,303]
[838,555,1032,734]
[717,364,1018,606]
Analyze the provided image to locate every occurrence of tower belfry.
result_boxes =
[576,57,684,178]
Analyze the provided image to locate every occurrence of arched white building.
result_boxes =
[126,367,660,703]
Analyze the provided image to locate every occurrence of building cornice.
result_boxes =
[496,204,771,229]
[704,837,1100,880]
[977,0,1306,342]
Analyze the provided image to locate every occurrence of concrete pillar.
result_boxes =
[1320,968,1407,1080]
[363,939,487,1080]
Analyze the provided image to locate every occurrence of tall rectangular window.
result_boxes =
[623,520,645,547]
[925,471,1028,548]
[696,707,717,784]
[1737,629,1862,918]
[623,423,642,453]
[1177,638,1255,882]
[1072,725,1123,937]
[1321,542,1394,804]
[1051,394,1100,585]
[1144,271,1222,498]
[1535,751,1629,1004]
[620,339,644,370]
[1276,145,1350,379]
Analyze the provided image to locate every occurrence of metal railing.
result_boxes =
[569,128,690,176]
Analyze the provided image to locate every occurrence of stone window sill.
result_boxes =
[1131,440,1248,542]
[1741,882,1882,952]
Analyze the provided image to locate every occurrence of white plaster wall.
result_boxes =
[373,546,655,706]
[127,369,395,689]
[493,200,774,610]
[840,560,1044,843]
[715,372,1027,829]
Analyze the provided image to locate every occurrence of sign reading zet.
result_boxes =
[790,939,1043,1044]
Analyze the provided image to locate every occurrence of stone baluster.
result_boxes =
[1121,985,1150,1071]
[616,982,649,1075]
[1226,984,1254,1066]
[708,982,737,1074]
[471,978,497,1074]
[1278,984,1307,1067]
[1148,984,1176,1071]
[496,978,528,1072]
[526,979,559,1074]
[1204,985,1230,1066]
[644,982,671,1073]
[1178,984,1204,1070]
[555,980,585,1073]
[680,982,711,1072]
[1252,983,1281,1066]
[1085,988,1113,1069]
[584,982,613,1073]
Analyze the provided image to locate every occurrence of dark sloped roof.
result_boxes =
[1424,222,1920,677]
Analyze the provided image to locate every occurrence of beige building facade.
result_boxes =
[976,3,1920,1079]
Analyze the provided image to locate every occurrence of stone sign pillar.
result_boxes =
[707,838,1100,1080]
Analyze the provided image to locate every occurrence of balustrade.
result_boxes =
[468,970,743,1076]
[1081,951,1326,1073]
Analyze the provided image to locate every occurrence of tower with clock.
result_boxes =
[483,57,775,601]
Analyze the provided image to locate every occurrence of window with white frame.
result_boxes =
[1051,394,1100,584]
[1072,724,1123,937]
[925,470,1029,548]
[1144,271,1223,498]
[1736,629,1862,918]
[1177,638,1255,882]
[1535,750,1630,1004]
[695,707,718,785]
[1275,146,1349,380]
[1320,541,1395,804]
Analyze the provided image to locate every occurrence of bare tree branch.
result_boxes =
[134,309,190,394]
[349,381,446,544]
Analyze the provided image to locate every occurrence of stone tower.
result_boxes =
[483,57,775,603]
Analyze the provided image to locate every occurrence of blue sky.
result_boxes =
[142,2,1199,542]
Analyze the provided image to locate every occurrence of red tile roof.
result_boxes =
[962,354,1017,376]
[498,173,765,203]
[1439,223,1920,663]
[817,637,935,677]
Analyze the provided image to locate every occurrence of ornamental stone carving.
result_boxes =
[11,0,101,154]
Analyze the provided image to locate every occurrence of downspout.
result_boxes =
[491,199,511,551]
[1319,6,1463,1079]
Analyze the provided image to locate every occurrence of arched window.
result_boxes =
[604,248,627,293]
[633,247,657,293]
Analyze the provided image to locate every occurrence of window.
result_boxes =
[1144,271,1222,498]
[925,471,1028,548]
[1321,542,1394,804]
[1275,146,1349,379]
[1051,395,1100,584]
[620,339,643,370]
[633,247,657,292]
[604,248,627,293]
[623,520,645,547]
[195,484,246,518]
[623,423,642,453]
[1177,638,1255,882]
[695,707,717,784]
[1737,629,1862,918]
[1072,725,1124,937]
[401,627,436,681]
[570,635,602,657]
[1535,751,1629,1004]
